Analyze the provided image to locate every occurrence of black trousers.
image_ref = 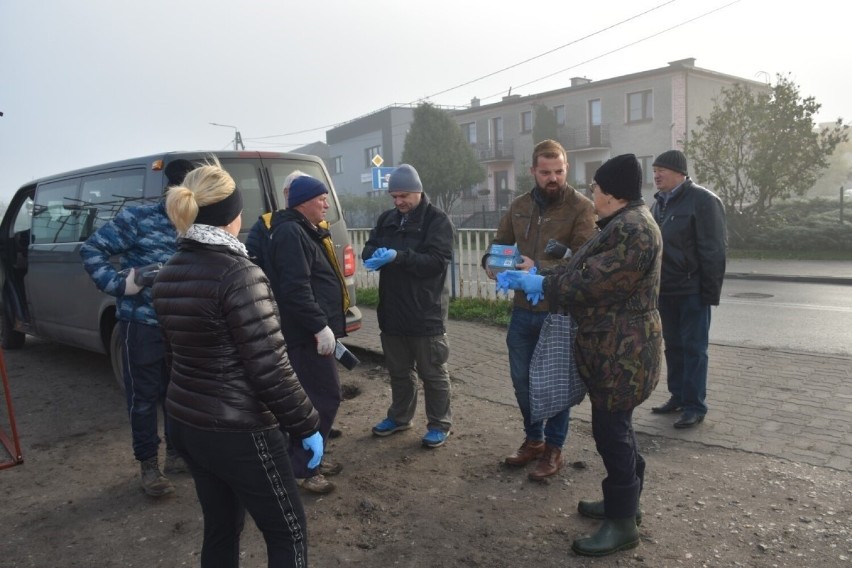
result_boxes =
[591,406,645,519]
[169,419,308,568]
[287,343,341,478]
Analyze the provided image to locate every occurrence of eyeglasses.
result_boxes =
[589,182,599,191]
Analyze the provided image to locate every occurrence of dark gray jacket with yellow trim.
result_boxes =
[246,209,348,348]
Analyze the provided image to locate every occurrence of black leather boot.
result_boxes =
[571,518,639,557]
[577,499,642,525]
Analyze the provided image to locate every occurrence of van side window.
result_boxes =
[31,178,82,244]
[268,163,340,223]
[219,161,266,224]
[81,169,146,237]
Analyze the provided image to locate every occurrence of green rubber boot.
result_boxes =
[571,518,639,557]
[577,499,642,525]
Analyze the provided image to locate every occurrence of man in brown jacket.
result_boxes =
[483,139,597,481]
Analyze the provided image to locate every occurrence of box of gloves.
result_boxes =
[487,244,521,274]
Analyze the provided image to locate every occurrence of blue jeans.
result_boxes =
[659,294,711,415]
[507,307,571,448]
[121,320,171,462]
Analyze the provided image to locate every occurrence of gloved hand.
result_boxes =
[364,248,397,271]
[124,269,143,296]
[499,269,544,295]
[545,239,572,259]
[301,431,324,469]
[314,325,336,356]
[133,262,163,287]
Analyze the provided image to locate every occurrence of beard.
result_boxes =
[536,181,566,203]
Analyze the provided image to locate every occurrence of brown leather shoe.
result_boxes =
[504,439,545,466]
[528,444,562,481]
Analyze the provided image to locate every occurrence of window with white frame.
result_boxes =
[627,90,653,123]
[364,145,382,168]
[461,122,477,145]
[638,156,654,185]
[332,156,343,174]
[521,111,533,133]
[554,105,566,126]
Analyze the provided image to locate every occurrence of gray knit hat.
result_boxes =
[388,164,423,192]
[652,150,688,176]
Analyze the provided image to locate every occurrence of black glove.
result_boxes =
[544,239,572,259]
[133,262,163,287]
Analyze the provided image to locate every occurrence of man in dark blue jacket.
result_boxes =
[649,150,727,429]
[257,176,348,494]
[362,164,455,448]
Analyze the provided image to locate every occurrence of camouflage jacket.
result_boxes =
[544,201,662,411]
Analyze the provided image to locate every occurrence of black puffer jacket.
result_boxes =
[152,239,319,439]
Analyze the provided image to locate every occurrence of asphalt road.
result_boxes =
[714,279,852,356]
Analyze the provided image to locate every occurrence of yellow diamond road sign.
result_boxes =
[371,154,384,167]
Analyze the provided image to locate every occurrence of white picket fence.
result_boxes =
[349,228,502,300]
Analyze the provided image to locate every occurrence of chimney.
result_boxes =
[470,97,480,108]
[668,58,696,68]
[570,77,591,87]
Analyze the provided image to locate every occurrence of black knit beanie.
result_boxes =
[652,150,688,176]
[594,154,642,201]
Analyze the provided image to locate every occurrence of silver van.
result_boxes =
[0,151,361,386]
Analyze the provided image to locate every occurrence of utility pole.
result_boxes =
[209,122,245,150]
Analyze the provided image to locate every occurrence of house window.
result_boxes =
[627,90,653,123]
[461,122,477,145]
[332,156,343,175]
[638,156,654,185]
[521,111,533,133]
[364,145,382,168]
[554,105,566,126]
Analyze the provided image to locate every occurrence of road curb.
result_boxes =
[724,272,852,286]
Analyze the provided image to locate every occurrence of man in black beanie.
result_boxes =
[649,150,727,429]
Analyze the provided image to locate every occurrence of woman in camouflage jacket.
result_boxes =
[543,155,662,557]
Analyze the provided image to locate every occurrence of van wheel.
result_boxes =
[1,304,25,350]
[109,322,126,393]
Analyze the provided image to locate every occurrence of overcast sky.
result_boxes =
[1,0,849,204]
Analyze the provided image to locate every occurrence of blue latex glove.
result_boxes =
[301,431,324,469]
[364,248,398,271]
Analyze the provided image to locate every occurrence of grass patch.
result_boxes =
[356,287,511,328]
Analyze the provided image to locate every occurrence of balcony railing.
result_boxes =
[559,124,611,151]
[475,138,515,162]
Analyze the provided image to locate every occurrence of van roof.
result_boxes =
[18,150,323,190]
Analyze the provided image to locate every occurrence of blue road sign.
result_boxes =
[372,166,396,190]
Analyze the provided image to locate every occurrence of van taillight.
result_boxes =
[343,245,356,277]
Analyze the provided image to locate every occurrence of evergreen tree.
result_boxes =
[401,103,485,213]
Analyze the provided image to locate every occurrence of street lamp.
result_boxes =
[209,122,245,150]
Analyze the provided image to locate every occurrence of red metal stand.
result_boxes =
[0,348,23,469]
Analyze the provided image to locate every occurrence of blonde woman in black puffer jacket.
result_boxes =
[152,161,323,568]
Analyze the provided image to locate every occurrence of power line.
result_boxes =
[478,0,742,103]
[411,0,680,104]
[246,0,739,140]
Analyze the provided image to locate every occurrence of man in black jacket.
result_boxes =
[649,150,727,429]
[362,164,455,448]
[257,176,349,494]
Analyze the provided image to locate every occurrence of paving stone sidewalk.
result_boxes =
[343,307,852,472]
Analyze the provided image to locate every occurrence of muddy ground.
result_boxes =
[1,336,850,567]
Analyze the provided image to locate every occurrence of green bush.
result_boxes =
[730,197,852,254]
